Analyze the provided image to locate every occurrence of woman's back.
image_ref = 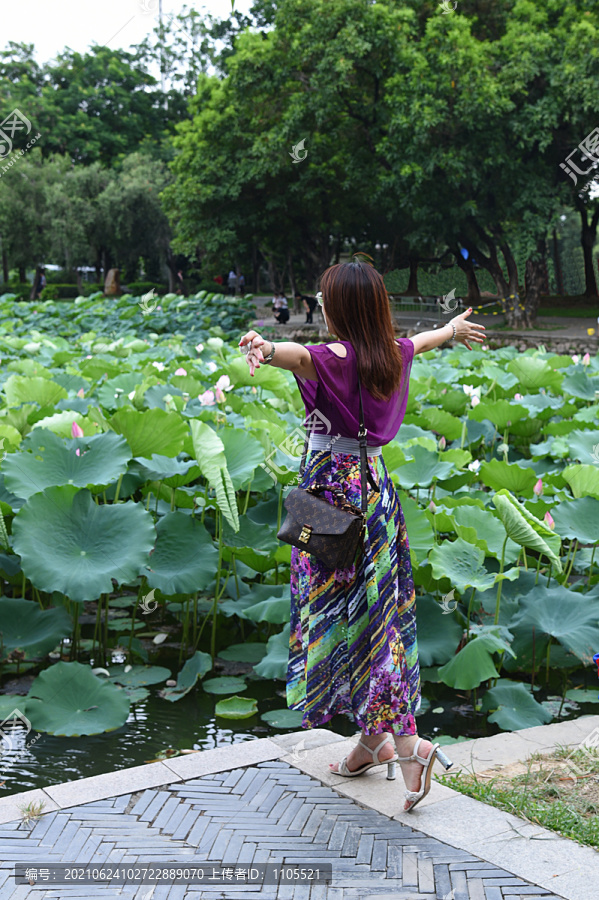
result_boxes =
[294,338,415,446]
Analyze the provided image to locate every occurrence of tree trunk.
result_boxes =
[453,247,481,303]
[165,246,177,293]
[252,243,261,294]
[524,254,546,327]
[578,203,599,299]
[406,254,419,294]
[552,229,564,295]
[19,266,26,283]
[2,247,9,284]
[76,268,83,293]
[287,250,299,313]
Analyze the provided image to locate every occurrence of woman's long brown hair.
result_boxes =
[318,260,403,401]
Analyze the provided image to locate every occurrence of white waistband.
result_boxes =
[307,433,383,456]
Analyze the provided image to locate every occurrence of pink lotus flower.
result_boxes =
[582,352,591,366]
[215,387,226,403]
[174,367,187,376]
[544,511,555,530]
[533,478,543,496]
[199,390,215,405]
[195,343,204,353]
[438,436,446,450]
[471,395,480,407]
[428,500,437,513]
[77,388,85,398]
[514,393,522,400]
[572,354,579,364]
[71,421,84,438]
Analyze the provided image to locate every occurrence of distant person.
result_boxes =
[228,269,237,295]
[296,291,317,324]
[238,272,245,293]
[37,268,46,298]
[273,292,289,325]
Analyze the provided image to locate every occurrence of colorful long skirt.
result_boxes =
[287,449,421,736]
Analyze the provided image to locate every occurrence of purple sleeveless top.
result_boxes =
[293,338,415,446]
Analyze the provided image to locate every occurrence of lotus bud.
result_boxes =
[572,354,579,364]
[533,478,543,496]
[152,361,165,371]
[582,353,591,366]
[128,390,136,400]
[428,500,437,513]
[77,388,85,398]
[195,343,204,353]
[471,395,480,407]
[174,367,187,376]
[514,393,522,400]
[71,421,84,438]
[216,375,231,392]
[215,387,226,403]
[544,511,555,530]
[199,389,216,406]
[438,436,446,450]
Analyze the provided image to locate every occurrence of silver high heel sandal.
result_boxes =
[397,737,453,812]
[330,733,399,780]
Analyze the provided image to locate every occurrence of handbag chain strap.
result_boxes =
[298,372,381,516]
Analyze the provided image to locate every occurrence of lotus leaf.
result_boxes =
[470,399,528,431]
[437,634,502,690]
[12,487,156,603]
[219,428,266,490]
[161,650,212,701]
[110,407,188,457]
[552,497,599,544]
[506,358,563,392]
[0,597,72,660]
[261,709,304,728]
[25,661,130,736]
[562,464,599,500]
[214,695,258,719]
[481,679,553,730]
[492,490,562,571]
[253,624,290,679]
[202,676,247,694]
[415,595,463,666]
[562,371,599,401]
[218,642,267,663]
[429,538,497,593]
[190,421,239,532]
[509,585,599,664]
[479,460,537,496]
[144,512,219,594]
[106,665,171,686]
[394,446,455,489]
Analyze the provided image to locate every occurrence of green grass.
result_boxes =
[437,745,599,850]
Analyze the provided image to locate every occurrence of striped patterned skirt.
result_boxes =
[286,448,421,736]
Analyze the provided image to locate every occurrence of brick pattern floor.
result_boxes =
[0,761,566,899]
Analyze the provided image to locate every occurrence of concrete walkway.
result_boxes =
[1,717,598,899]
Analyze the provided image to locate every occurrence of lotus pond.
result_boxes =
[0,290,598,797]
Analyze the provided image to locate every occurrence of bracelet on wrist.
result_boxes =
[262,341,276,364]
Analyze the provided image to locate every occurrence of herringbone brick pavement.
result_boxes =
[0,760,566,899]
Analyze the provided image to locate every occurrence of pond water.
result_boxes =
[1,660,595,799]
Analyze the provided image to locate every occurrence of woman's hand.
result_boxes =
[449,308,486,351]
[239,330,270,376]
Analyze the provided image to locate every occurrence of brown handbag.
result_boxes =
[276,379,380,570]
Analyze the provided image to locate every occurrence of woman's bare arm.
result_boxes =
[239,330,318,379]
[410,308,486,354]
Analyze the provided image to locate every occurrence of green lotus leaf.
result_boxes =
[214,695,258,719]
[2,429,131,500]
[506,358,563,392]
[12,487,156,603]
[0,424,22,455]
[0,597,72,661]
[226,356,293,400]
[514,393,564,418]
[260,708,304,729]
[437,634,502,690]
[25,661,130,736]
[567,430,599,465]
[552,497,599,544]
[565,688,599,705]
[120,686,150,703]
[415,594,463,667]
[202,676,247,694]
[492,490,562,571]
[469,399,528,431]
[218,642,267,663]
[397,491,435,562]
[510,585,599,665]
[144,512,219,594]
[479,459,537,496]
[562,464,599,500]
[110,407,188,457]
[428,538,497,593]
[160,650,213,701]
[0,696,30,719]
[106,664,171,687]
[419,408,464,441]
[253,624,290,680]
[382,442,408,471]
[96,374,142,409]
[190,420,239,532]
[241,586,291,624]
[219,428,266,490]
[480,364,519,391]
[481,679,553,730]
[452,505,520,564]
[395,446,456,489]
[3,374,67,408]
[561,371,599,401]
[134,454,198,483]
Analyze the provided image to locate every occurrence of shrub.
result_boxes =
[80,283,105,297]
[193,280,227,294]
[5,282,32,300]
[125,281,166,296]
[40,285,60,300]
